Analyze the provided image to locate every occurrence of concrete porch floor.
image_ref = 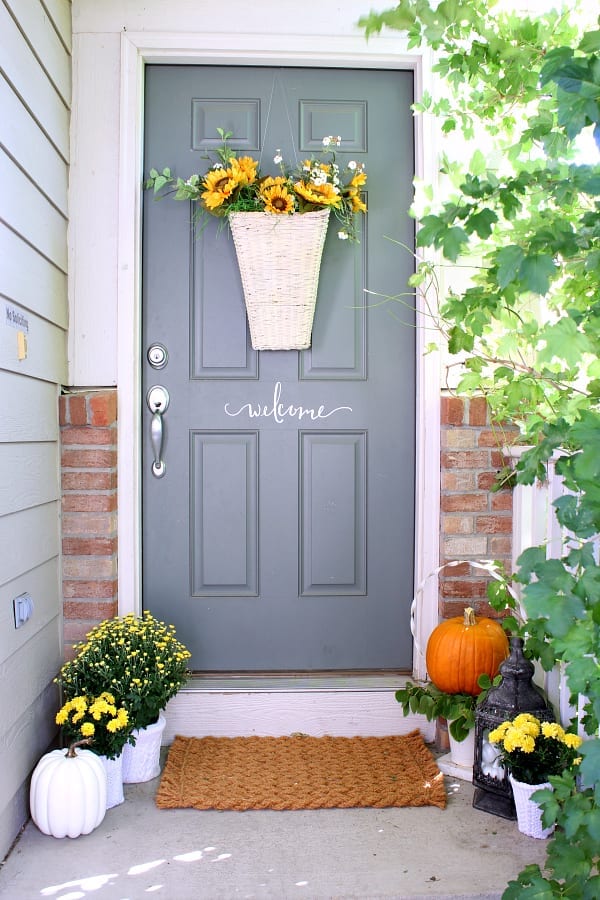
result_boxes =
[0,760,548,900]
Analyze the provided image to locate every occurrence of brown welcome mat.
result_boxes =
[155,730,446,811]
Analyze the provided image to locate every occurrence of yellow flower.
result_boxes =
[488,722,510,743]
[541,721,564,740]
[348,190,367,214]
[518,734,535,753]
[231,156,258,186]
[81,722,95,737]
[563,732,583,749]
[260,183,295,214]
[352,169,367,186]
[513,713,539,728]
[293,181,342,207]
[201,167,239,210]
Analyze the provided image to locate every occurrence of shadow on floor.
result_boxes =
[0,767,548,900]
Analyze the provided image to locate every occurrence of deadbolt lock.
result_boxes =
[147,343,168,370]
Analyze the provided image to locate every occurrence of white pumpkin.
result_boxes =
[30,741,107,838]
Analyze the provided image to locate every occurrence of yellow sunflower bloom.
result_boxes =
[293,181,342,207]
[231,156,258,186]
[201,167,239,210]
[348,190,367,214]
[349,171,367,188]
[261,183,295,214]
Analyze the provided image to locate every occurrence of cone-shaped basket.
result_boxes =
[228,208,330,350]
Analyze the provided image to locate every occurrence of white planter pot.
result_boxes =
[99,753,124,809]
[448,726,475,769]
[122,714,166,783]
[509,775,554,839]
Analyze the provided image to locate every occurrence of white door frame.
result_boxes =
[116,30,440,680]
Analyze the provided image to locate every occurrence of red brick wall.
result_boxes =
[440,396,514,620]
[59,390,118,658]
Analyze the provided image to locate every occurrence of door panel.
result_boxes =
[142,65,415,671]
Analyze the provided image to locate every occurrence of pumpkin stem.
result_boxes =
[463,607,477,627]
[66,738,93,758]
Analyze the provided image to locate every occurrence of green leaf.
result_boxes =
[468,148,487,176]
[447,324,474,354]
[580,737,600,788]
[496,245,525,288]
[580,31,600,53]
[468,208,498,239]
[416,214,446,248]
[518,253,557,295]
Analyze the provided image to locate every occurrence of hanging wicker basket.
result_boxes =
[228,208,330,350]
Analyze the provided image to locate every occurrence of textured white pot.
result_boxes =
[99,753,124,809]
[509,775,554,839]
[122,714,166,783]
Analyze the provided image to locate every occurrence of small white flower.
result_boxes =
[348,160,357,170]
[322,136,332,147]
[338,230,349,240]
[273,150,283,165]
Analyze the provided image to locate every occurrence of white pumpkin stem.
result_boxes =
[463,607,476,627]
[66,738,93,758]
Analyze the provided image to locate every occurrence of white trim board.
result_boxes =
[113,30,440,698]
[163,684,434,742]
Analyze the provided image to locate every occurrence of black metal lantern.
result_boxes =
[472,636,555,818]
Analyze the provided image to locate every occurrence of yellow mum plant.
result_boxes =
[145,129,367,242]
[56,692,131,759]
[55,612,191,732]
[488,713,583,785]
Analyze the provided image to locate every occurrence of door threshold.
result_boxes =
[164,671,429,741]
[182,672,411,693]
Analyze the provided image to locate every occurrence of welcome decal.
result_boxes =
[224,382,352,424]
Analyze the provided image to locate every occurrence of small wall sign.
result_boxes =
[5,303,29,332]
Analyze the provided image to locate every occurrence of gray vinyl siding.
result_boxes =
[0,0,70,859]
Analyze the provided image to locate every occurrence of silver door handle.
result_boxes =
[146,385,170,478]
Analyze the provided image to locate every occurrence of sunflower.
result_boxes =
[260,178,295,214]
[201,166,239,210]
[349,171,367,189]
[231,156,258,187]
[293,180,342,207]
[348,190,367,214]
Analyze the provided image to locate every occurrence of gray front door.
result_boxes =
[142,65,415,672]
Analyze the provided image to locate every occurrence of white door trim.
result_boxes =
[116,30,440,680]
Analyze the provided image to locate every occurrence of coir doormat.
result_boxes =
[155,730,446,811]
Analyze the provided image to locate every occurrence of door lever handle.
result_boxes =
[146,385,170,478]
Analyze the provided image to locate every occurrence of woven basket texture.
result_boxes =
[509,775,554,839]
[229,208,330,350]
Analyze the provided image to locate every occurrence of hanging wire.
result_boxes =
[260,71,299,170]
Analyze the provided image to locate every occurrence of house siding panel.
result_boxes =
[0,74,68,215]
[0,1,69,160]
[0,0,70,861]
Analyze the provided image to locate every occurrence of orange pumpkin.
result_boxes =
[426,607,509,696]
